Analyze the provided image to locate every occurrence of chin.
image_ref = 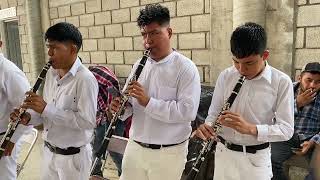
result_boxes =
[51,64,58,69]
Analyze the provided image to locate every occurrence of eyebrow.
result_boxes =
[232,58,257,64]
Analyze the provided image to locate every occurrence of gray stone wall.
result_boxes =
[0,0,319,85]
[47,0,211,84]
[295,0,320,78]
[0,0,32,81]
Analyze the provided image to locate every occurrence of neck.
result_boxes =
[152,48,173,62]
[58,56,77,78]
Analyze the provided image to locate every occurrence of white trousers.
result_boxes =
[0,138,22,180]
[214,142,273,180]
[41,143,92,180]
[120,139,188,180]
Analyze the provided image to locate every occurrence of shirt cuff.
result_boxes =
[256,125,268,142]
[11,125,32,143]
[144,97,156,114]
[311,135,320,144]
[41,103,57,119]
[205,121,213,126]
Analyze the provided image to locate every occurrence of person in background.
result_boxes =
[271,62,320,180]
[89,65,125,180]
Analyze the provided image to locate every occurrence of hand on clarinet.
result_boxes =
[3,141,15,156]
[110,97,122,113]
[218,111,257,136]
[21,91,47,114]
[127,81,150,107]
[10,108,31,125]
[194,123,218,141]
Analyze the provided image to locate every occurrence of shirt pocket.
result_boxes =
[158,86,177,101]
[60,95,77,111]
[249,89,276,116]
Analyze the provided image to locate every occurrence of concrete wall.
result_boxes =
[0,0,319,85]
[295,0,320,78]
[0,0,33,81]
[47,0,211,84]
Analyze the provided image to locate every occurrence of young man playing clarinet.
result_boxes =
[0,40,32,180]
[195,22,295,180]
[110,4,201,180]
[11,22,98,180]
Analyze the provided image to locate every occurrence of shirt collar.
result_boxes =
[251,63,272,84]
[68,57,81,76]
[52,57,82,78]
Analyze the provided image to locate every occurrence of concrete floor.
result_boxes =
[16,130,309,180]
[17,131,119,180]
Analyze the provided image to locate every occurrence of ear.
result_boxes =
[70,44,78,55]
[297,74,302,82]
[262,50,269,61]
[167,27,172,39]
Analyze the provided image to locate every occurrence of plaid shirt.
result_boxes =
[89,66,120,126]
[294,82,320,144]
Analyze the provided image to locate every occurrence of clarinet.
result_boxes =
[90,49,150,175]
[185,76,245,180]
[0,61,52,159]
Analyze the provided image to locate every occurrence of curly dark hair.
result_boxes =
[137,4,170,28]
[45,22,82,52]
[230,22,267,59]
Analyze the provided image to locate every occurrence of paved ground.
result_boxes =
[18,131,119,180]
[16,130,309,180]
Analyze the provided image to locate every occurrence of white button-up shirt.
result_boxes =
[124,50,201,144]
[0,53,32,143]
[206,64,294,145]
[30,58,98,148]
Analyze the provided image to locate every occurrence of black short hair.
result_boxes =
[137,4,170,28]
[45,22,82,52]
[230,22,267,59]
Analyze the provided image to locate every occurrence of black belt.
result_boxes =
[44,141,80,155]
[134,140,186,149]
[0,132,5,136]
[218,136,269,154]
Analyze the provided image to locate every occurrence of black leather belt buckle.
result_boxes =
[218,136,269,154]
[134,140,186,150]
[45,141,80,155]
[137,141,161,149]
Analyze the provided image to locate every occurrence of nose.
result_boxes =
[238,63,246,74]
[310,81,316,88]
[144,34,153,45]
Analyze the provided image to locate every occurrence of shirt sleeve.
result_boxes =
[28,109,43,126]
[256,77,295,142]
[205,71,226,124]
[144,64,201,123]
[311,133,320,144]
[5,71,33,143]
[41,74,98,130]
